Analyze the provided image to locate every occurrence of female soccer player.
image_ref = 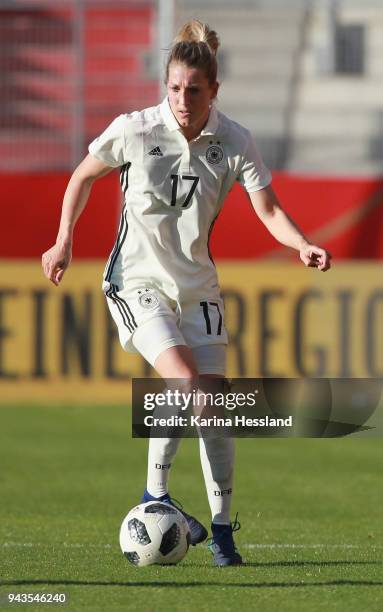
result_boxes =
[42,20,331,566]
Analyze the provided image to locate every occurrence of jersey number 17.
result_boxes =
[170,175,200,208]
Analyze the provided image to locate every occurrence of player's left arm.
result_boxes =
[249,184,332,271]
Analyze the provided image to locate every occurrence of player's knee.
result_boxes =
[168,350,199,382]
[174,371,199,396]
[176,360,199,379]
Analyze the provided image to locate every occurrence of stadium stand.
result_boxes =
[0,0,157,170]
[1,0,383,175]
[177,0,383,175]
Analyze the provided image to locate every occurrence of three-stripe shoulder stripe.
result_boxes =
[104,163,131,283]
[104,205,128,282]
[120,162,130,194]
[106,284,137,332]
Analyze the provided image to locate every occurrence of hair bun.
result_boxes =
[174,19,219,55]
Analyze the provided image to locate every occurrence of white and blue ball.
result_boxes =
[119,501,191,567]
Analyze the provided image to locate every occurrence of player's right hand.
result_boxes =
[42,242,72,286]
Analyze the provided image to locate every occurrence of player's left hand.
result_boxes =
[299,244,332,271]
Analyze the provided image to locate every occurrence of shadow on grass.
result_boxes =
[241,560,382,568]
[1,578,383,589]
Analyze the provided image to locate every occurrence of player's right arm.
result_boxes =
[42,154,114,286]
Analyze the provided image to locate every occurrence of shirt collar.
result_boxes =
[160,97,219,136]
[160,97,180,131]
[200,104,219,136]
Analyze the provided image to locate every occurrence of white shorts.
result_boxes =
[105,282,228,374]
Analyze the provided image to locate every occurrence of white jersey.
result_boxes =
[88,97,271,303]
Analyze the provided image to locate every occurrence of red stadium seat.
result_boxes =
[0,3,158,170]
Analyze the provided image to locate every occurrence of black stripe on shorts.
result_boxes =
[111,284,137,330]
[106,285,137,333]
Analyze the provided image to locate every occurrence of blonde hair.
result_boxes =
[165,19,220,84]
[173,20,219,55]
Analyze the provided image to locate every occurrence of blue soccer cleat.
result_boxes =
[141,489,208,546]
[208,514,243,566]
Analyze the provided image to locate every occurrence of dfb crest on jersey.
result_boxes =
[206,144,224,165]
[138,288,159,310]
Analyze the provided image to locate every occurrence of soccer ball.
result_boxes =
[119,501,191,567]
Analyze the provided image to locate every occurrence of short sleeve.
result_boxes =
[237,131,272,192]
[88,115,127,167]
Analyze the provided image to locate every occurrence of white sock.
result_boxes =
[199,436,235,524]
[146,437,182,498]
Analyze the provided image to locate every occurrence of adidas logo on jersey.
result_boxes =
[148,146,163,156]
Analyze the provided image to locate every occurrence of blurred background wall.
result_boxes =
[1,0,383,402]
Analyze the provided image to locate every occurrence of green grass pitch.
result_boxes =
[0,403,382,611]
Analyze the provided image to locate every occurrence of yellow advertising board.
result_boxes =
[0,261,382,403]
